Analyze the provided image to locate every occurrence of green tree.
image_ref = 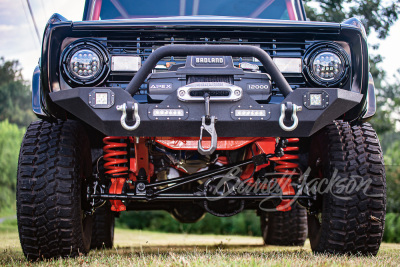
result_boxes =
[0,57,36,128]
[370,70,400,135]
[304,0,399,38]
[0,120,25,211]
[384,140,400,213]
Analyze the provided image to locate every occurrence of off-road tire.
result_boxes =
[260,202,307,246]
[17,120,93,260]
[90,203,115,249]
[307,121,386,255]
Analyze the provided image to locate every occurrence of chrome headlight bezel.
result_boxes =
[61,40,109,86]
[304,43,350,87]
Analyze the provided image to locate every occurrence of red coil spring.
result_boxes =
[103,136,128,177]
[270,138,300,175]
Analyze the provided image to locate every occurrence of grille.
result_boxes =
[104,36,309,60]
[101,30,313,94]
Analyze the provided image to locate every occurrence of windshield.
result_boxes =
[91,0,299,21]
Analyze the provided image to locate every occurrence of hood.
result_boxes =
[72,15,341,32]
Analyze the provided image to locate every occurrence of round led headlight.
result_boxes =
[312,52,344,81]
[70,49,101,79]
[305,43,350,87]
[61,40,109,86]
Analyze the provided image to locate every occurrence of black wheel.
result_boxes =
[17,120,93,260]
[260,202,307,246]
[307,121,386,255]
[90,203,115,249]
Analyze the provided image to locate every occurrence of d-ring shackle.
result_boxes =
[279,103,302,131]
[116,102,141,131]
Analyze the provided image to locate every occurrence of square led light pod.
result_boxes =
[310,94,322,106]
[88,89,115,109]
[303,91,329,110]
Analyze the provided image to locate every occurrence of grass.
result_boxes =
[0,222,400,267]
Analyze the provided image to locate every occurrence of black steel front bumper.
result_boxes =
[49,45,362,137]
[50,86,362,137]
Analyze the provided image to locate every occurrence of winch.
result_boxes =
[147,56,272,102]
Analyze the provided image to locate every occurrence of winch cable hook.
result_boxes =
[198,93,218,155]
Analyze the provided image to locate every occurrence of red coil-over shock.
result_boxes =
[269,138,300,211]
[270,138,300,175]
[103,136,128,212]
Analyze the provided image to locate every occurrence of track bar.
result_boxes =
[90,193,312,201]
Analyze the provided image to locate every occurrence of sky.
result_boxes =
[0,0,399,82]
[0,0,85,80]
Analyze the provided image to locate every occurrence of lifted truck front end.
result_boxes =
[48,44,362,214]
[18,3,387,258]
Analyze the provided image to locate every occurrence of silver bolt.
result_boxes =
[137,183,146,191]
[234,90,241,96]
[179,90,185,96]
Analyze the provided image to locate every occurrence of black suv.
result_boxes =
[17,0,385,259]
